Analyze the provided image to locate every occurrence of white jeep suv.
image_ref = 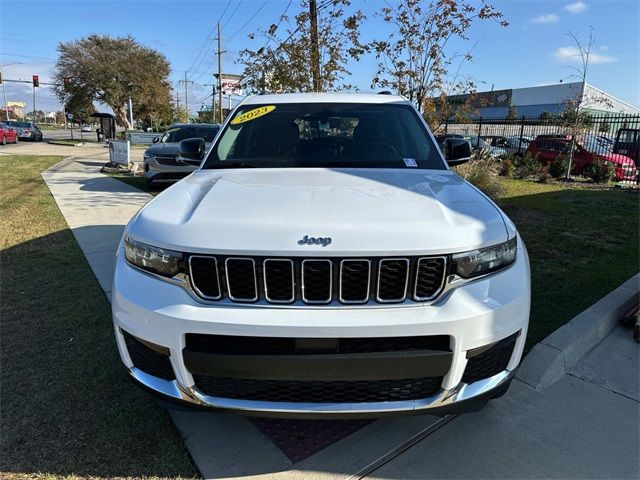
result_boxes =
[112,93,530,417]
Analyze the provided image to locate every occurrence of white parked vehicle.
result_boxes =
[112,93,530,417]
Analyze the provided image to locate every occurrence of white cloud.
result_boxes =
[528,13,559,24]
[553,46,618,64]
[565,1,587,14]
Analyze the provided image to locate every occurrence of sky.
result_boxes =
[1,0,638,116]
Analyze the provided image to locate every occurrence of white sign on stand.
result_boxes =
[109,140,130,166]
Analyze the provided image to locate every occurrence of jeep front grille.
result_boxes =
[188,255,447,305]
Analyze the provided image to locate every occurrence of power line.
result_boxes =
[216,0,232,25]
[222,0,243,30]
[0,51,56,61]
[260,0,293,51]
[225,0,268,45]
[239,0,334,87]
[184,0,232,77]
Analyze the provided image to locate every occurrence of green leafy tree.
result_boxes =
[64,90,96,125]
[53,35,173,129]
[506,105,518,121]
[239,0,367,93]
[370,0,507,110]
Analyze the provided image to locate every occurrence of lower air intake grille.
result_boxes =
[122,330,174,381]
[193,375,444,403]
[184,334,451,355]
[462,333,518,384]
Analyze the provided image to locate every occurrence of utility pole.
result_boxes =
[0,65,8,121]
[217,22,224,123]
[204,81,216,123]
[309,0,321,92]
[33,84,36,124]
[179,72,194,123]
[184,71,189,122]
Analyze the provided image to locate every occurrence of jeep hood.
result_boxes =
[129,168,509,256]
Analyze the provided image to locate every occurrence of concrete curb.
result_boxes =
[517,273,640,390]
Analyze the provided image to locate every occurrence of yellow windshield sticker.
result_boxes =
[231,105,276,125]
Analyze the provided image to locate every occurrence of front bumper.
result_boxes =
[112,240,530,417]
[144,157,196,183]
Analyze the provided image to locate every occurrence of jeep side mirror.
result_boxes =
[152,136,160,143]
[178,137,206,165]
[444,138,472,166]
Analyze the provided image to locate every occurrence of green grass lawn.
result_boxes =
[0,155,197,478]
[496,179,639,347]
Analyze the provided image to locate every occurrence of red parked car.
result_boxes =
[0,122,18,145]
[527,134,637,181]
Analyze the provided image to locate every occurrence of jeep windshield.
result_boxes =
[203,103,445,170]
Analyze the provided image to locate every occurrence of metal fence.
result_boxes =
[441,113,640,153]
[439,113,640,184]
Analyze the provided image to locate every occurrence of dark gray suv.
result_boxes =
[143,123,220,187]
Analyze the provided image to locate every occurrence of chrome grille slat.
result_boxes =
[188,256,221,300]
[301,259,333,304]
[225,258,258,302]
[339,259,371,304]
[414,256,447,301]
[263,259,295,303]
[189,255,446,306]
[376,258,410,303]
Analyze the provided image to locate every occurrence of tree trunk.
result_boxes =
[112,104,132,130]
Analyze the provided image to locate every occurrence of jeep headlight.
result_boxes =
[452,237,517,279]
[124,236,182,276]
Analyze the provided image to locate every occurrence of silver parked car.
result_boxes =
[143,123,220,188]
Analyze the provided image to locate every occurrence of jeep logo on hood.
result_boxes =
[298,235,332,247]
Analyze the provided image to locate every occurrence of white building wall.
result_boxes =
[511,82,583,107]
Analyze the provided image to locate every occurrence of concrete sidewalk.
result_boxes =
[42,156,151,299]
[42,157,639,479]
[366,325,639,479]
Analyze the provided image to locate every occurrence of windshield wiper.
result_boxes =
[208,161,259,169]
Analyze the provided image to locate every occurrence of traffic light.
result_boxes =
[32,75,39,87]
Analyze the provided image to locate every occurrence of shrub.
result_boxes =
[453,149,503,199]
[582,159,615,183]
[537,167,551,183]
[500,157,515,177]
[549,155,570,178]
[512,152,541,179]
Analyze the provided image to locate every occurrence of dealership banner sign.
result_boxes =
[109,140,130,166]
[220,74,243,96]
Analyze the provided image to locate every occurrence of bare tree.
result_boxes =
[560,27,612,179]
[370,0,507,110]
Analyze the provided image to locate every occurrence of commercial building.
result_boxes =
[445,82,639,119]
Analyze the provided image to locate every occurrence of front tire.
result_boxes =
[2,137,6,146]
